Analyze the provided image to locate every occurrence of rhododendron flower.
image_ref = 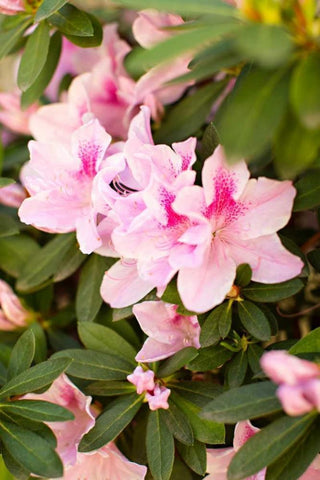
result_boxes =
[133,300,200,362]
[58,442,147,480]
[19,117,112,254]
[0,0,24,15]
[23,374,95,467]
[0,183,26,208]
[146,384,171,411]
[127,366,155,393]
[261,351,320,416]
[206,420,265,480]
[0,90,38,136]
[0,280,30,330]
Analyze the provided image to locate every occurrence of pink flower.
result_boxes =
[261,351,320,416]
[0,90,38,136]
[0,183,26,208]
[58,442,147,480]
[133,301,200,362]
[0,0,24,15]
[19,117,112,254]
[146,384,171,411]
[206,420,265,480]
[133,9,184,48]
[23,374,95,467]
[127,366,155,394]
[0,280,30,331]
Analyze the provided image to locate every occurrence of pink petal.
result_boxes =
[206,447,234,480]
[0,183,26,208]
[277,384,314,416]
[304,378,320,411]
[260,351,319,385]
[132,9,183,48]
[233,420,260,451]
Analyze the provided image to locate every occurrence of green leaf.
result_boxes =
[238,301,271,341]
[48,4,94,37]
[235,263,252,287]
[227,350,248,388]
[242,279,304,303]
[291,52,320,129]
[17,21,50,92]
[307,248,320,271]
[16,233,75,293]
[146,409,175,480]
[289,327,320,355]
[115,0,234,16]
[162,401,194,445]
[171,392,225,444]
[0,358,71,400]
[64,14,103,48]
[7,330,35,381]
[155,80,227,144]
[0,400,74,423]
[157,347,198,378]
[235,24,293,68]
[0,214,20,238]
[0,420,63,478]
[199,304,226,347]
[79,393,143,451]
[198,122,220,162]
[168,381,222,407]
[227,413,317,480]
[126,24,239,77]
[0,235,39,278]
[273,109,320,178]
[28,322,47,364]
[52,349,132,380]
[217,66,290,161]
[187,345,233,371]
[53,236,86,282]
[76,255,110,322]
[293,170,320,211]
[266,417,320,480]
[0,178,15,188]
[179,441,207,476]
[0,17,32,60]
[201,381,281,423]
[78,322,136,363]
[247,344,264,375]
[85,380,136,396]
[35,0,68,21]
[21,31,62,109]
[2,446,30,480]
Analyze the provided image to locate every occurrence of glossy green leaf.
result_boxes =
[162,401,194,445]
[16,233,75,293]
[176,439,207,476]
[157,347,198,378]
[0,452,20,480]
[291,52,320,129]
[0,17,32,60]
[228,413,317,480]
[76,255,110,322]
[227,350,248,388]
[293,171,320,211]
[48,4,94,36]
[115,0,234,16]
[188,345,233,371]
[247,344,264,374]
[21,31,62,109]
[236,24,293,68]
[238,301,271,341]
[7,330,35,381]
[85,380,135,396]
[0,214,20,238]
[35,0,68,21]
[289,327,320,355]
[52,349,132,380]
[0,400,74,423]
[198,122,220,161]
[17,22,50,92]
[235,263,252,287]
[168,381,222,407]
[0,235,39,278]
[78,322,136,363]
[146,409,175,480]
[200,303,231,347]
[217,67,290,161]
[79,393,143,451]
[201,381,281,423]
[64,14,103,48]
[171,392,225,444]
[0,358,71,400]
[0,420,63,478]
[53,237,86,282]
[243,278,304,303]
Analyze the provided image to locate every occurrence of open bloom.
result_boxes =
[261,351,320,416]
[19,116,112,254]
[133,301,200,362]
[0,280,30,331]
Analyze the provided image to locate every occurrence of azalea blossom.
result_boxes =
[261,351,320,416]
[133,300,200,362]
[19,117,112,254]
[0,0,24,15]
[0,279,30,331]
[0,90,38,136]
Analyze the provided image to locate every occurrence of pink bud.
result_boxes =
[0,183,27,208]
[127,366,155,394]
[146,384,171,411]
[0,280,30,330]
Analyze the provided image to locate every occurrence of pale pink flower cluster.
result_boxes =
[206,419,320,480]
[261,351,320,416]
[0,279,30,330]
[127,366,171,411]
[24,374,147,479]
[19,103,303,314]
